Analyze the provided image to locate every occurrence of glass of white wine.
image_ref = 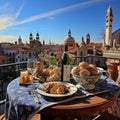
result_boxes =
[27,58,36,75]
[27,58,37,94]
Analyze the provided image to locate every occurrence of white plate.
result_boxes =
[97,67,104,71]
[36,82,77,97]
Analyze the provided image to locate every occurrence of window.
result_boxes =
[80,51,83,56]
[2,59,5,63]
[87,49,93,54]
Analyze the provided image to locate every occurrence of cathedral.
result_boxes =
[29,32,42,48]
[64,29,75,46]
[103,6,120,58]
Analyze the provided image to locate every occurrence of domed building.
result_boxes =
[64,29,75,46]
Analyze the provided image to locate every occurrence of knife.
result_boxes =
[32,90,41,104]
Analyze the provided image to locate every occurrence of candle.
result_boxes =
[20,70,30,83]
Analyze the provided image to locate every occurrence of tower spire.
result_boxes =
[105,5,113,47]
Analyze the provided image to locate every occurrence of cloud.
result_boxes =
[0,15,14,29]
[15,0,101,25]
[0,35,18,43]
[0,3,24,30]
[0,0,109,29]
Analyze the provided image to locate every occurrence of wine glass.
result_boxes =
[27,58,37,94]
[27,58,37,75]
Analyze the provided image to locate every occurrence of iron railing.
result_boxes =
[0,61,27,100]
[74,56,120,70]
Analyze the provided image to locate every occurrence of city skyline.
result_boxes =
[0,0,120,44]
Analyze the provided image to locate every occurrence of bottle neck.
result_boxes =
[64,45,68,52]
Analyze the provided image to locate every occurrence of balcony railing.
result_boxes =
[0,61,27,100]
[74,56,120,70]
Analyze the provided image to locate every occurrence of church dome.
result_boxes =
[64,29,75,46]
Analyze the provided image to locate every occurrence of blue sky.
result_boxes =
[0,0,120,44]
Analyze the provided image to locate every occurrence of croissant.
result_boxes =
[33,62,44,77]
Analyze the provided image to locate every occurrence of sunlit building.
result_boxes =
[103,6,120,58]
[64,29,75,46]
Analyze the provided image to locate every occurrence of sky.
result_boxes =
[0,0,120,45]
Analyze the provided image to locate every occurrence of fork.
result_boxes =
[32,90,41,104]
[28,89,41,104]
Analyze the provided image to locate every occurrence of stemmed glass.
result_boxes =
[27,58,36,75]
[27,58,37,89]
[27,58,41,103]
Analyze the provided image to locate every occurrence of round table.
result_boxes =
[5,77,120,120]
[40,93,116,120]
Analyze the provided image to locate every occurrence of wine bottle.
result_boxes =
[61,45,70,81]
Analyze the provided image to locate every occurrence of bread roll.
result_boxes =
[33,61,44,77]
[50,85,58,94]
[79,69,90,76]
[47,83,66,94]
[48,69,56,75]
[79,62,89,70]
[71,66,80,75]
[88,64,98,75]
[46,73,59,82]
[56,87,65,94]
[89,64,98,71]
[42,68,49,76]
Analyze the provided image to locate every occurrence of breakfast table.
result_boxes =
[4,75,120,120]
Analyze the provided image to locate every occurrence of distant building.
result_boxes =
[76,33,102,64]
[29,32,42,48]
[0,42,14,49]
[4,46,36,63]
[0,55,9,65]
[103,6,120,58]
[77,33,102,57]
[64,29,75,47]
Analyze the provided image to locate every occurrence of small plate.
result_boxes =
[36,82,77,97]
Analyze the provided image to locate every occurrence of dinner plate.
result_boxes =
[36,82,77,97]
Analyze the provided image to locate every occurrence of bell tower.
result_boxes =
[86,33,90,44]
[105,5,113,47]
[36,32,39,41]
[29,32,33,41]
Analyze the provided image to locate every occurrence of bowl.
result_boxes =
[72,73,100,90]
